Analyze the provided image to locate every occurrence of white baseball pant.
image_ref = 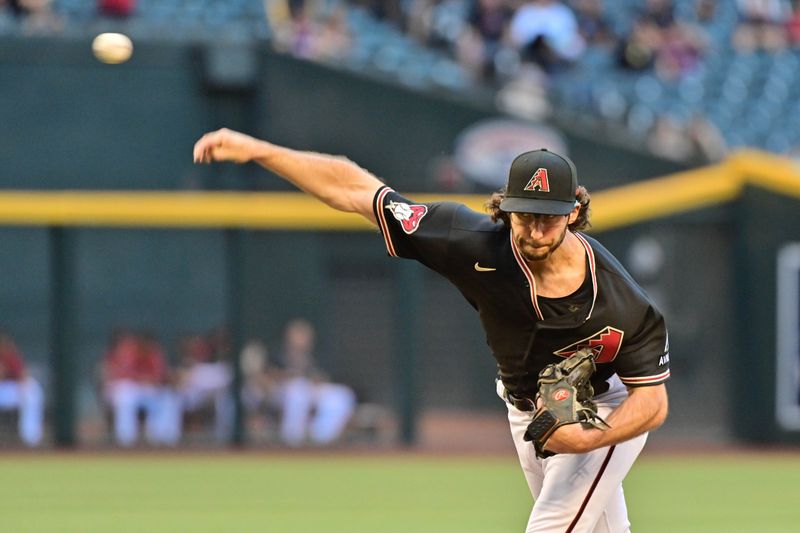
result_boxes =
[280,377,356,446]
[498,376,648,533]
[0,377,44,446]
[106,380,182,446]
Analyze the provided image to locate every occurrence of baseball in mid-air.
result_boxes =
[92,33,133,64]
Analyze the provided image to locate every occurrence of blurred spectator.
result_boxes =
[175,333,233,442]
[4,0,62,33]
[785,0,800,44]
[616,4,708,82]
[495,64,552,120]
[406,0,467,50]
[0,332,44,447]
[276,318,356,446]
[101,330,181,447]
[617,18,662,71]
[646,115,695,161]
[646,114,727,163]
[269,0,352,61]
[268,0,314,57]
[654,21,708,80]
[509,0,585,73]
[695,0,718,24]
[455,0,514,82]
[312,5,353,61]
[350,0,405,27]
[732,0,791,52]
[637,0,675,29]
[686,114,728,163]
[571,0,617,49]
[405,0,434,43]
[240,338,284,440]
[98,0,135,17]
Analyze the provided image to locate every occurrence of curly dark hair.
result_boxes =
[484,186,592,232]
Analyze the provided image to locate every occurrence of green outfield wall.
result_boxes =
[733,186,800,443]
[4,35,796,447]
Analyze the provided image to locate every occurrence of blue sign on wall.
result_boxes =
[777,243,800,431]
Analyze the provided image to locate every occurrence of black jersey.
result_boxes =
[373,187,670,399]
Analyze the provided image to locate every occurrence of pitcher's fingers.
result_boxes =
[195,138,220,163]
[193,137,212,162]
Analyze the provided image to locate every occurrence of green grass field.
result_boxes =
[0,452,798,532]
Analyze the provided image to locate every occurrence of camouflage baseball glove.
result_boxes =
[523,348,610,458]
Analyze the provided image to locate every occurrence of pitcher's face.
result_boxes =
[509,212,570,262]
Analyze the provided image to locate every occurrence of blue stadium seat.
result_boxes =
[44,0,800,155]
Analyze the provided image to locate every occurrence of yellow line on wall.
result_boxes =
[725,150,800,199]
[0,192,490,230]
[0,192,373,230]
[588,164,742,232]
[0,149,797,231]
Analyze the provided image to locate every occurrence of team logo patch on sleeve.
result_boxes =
[386,201,428,234]
[554,326,624,364]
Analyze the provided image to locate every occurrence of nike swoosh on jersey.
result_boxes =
[474,262,497,272]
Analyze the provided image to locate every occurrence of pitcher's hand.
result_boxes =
[193,128,263,164]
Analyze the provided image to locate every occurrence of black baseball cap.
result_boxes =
[499,149,578,215]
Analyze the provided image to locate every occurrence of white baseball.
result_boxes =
[92,33,134,64]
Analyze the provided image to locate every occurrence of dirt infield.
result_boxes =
[2,408,797,457]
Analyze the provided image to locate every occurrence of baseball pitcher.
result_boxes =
[193,129,670,533]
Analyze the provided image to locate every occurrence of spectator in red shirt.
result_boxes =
[175,333,233,442]
[98,0,135,17]
[0,331,44,446]
[786,0,800,44]
[101,331,181,446]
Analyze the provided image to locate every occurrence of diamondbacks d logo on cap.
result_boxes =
[523,168,550,192]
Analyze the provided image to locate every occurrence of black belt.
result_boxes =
[504,390,536,412]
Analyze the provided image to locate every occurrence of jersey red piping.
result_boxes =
[619,369,671,385]
[510,231,598,322]
[375,187,398,257]
[565,445,616,533]
[509,231,544,320]
[574,233,598,321]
